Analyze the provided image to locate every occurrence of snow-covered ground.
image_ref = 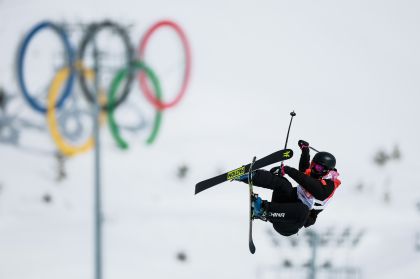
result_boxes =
[1,0,420,278]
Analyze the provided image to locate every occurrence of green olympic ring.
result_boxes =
[108,60,162,149]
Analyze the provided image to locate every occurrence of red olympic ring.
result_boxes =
[138,20,192,111]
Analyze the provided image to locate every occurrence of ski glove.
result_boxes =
[270,166,279,175]
[270,164,286,176]
[298,140,309,150]
[234,172,254,183]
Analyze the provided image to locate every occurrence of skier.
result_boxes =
[237,140,341,236]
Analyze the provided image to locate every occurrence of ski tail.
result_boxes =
[195,173,226,194]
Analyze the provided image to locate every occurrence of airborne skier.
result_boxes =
[194,112,341,251]
[237,140,341,236]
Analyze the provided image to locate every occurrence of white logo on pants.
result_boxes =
[269,212,285,218]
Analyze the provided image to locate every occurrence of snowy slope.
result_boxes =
[1,0,420,279]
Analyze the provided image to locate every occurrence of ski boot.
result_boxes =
[251,194,268,221]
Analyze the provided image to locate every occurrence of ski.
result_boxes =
[248,156,257,254]
[195,149,293,194]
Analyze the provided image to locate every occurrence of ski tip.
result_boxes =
[249,243,256,254]
[282,149,293,160]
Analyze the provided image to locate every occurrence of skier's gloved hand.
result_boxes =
[298,140,309,150]
[270,164,286,176]
[270,166,280,176]
[234,172,254,183]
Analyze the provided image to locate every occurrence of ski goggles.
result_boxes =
[312,163,326,173]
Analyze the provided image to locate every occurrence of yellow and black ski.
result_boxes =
[194,149,293,194]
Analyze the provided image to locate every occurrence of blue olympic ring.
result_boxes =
[17,20,75,114]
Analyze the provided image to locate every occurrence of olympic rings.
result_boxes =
[138,20,192,111]
[78,20,134,111]
[14,19,192,155]
[47,67,105,156]
[17,21,75,114]
[108,60,163,149]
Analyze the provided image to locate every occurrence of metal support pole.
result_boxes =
[93,39,103,279]
[308,231,318,279]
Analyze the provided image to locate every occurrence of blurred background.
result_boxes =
[1,0,420,278]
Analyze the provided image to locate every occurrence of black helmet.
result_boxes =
[312,151,336,170]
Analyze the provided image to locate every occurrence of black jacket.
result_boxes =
[283,148,335,227]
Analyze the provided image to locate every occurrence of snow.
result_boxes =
[1,0,420,278]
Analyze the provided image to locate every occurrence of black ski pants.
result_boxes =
[252,170,310,236]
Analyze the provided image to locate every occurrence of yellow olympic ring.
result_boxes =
[47,67,106,156]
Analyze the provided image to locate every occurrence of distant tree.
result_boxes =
[416,232,420,252]
[42,193,52,204]
[321,261,332,269]
[383,191,391,204]
[391,145,401,160]
[352,230,365,247]
[176,251,187,262]
[373,150,389,166]
[373,145,402,166]
[55,151,67,182]
[355,182,364,192]
[177,164,188,179]
[283,259,293,268]
[415,201,420,213]
[0,87,6,111]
